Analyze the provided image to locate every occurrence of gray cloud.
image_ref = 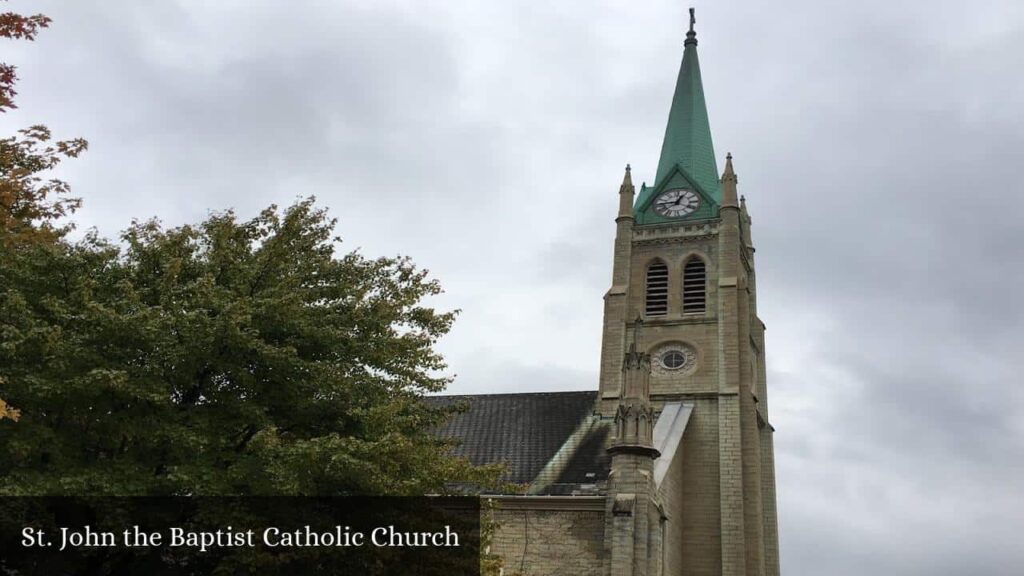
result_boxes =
[3,0,1022,573]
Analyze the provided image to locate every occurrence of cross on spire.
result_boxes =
[685,7,697,45]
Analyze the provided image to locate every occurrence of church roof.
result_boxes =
[428,391,611,494]
[431,392,693,497]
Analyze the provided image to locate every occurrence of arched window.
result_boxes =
[645,260,669,316]
[682,257,706,313]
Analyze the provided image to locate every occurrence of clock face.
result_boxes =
[653,188,700,218]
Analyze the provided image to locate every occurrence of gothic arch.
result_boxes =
[677,250,709,269]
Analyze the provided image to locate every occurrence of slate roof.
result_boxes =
[428,391,603,488]
[550,420,612,486]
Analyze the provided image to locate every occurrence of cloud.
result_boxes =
[3,0,1022,573]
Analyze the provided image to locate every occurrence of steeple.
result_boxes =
[596,10,781,576]
[654,7,719,201]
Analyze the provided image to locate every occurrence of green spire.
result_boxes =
[654,8,719,201]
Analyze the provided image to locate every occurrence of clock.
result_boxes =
[653,188,700,218]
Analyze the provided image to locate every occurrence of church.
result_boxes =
[434,10,781,576]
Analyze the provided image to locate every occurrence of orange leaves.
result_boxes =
[0,7,52,112]
[0,4,87,247]
[0,126,87,246]
[0,381,20,422]
[0,10,51,41]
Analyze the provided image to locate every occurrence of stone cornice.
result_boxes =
[632,221,719,246]
[641,316,717,327]
[482,495,606,512]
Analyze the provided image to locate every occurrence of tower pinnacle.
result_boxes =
[722,152,737,181]
[620,164,633,191]
[618,164,636,219]
[721,152,738,208]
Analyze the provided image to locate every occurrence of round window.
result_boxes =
[652,342,698,375]
[661,350,687,370]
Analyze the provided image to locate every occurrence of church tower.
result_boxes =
[599,9,781,576]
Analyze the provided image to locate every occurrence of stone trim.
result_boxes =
[641,316,717,327]
[634,234,717,247]
[486,495,607,512]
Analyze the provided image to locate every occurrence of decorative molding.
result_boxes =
[632,221,720,246]
[634,234,717,247]
[483,495,606,512]
[613,402,657,448]
[640,316,717,327]
[651,341,699,377]
[650,391,740,401]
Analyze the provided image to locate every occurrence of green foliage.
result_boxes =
[479,498,509,576]
[0,3,86,416]
[0,7,501,572]
[0,199,501,495]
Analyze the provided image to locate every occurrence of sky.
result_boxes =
[3,0,1023,574]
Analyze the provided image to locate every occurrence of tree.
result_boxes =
[0,4,87,247]
[0,4,87,420]
[0,124,87,246]
[0,6,500,571]
[0,199,500,495]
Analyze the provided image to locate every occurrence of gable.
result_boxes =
[634,164,720,225]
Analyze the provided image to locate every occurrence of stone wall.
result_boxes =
[679,397,723,576]
[489,505,605,576]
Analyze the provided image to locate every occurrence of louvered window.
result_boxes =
[645,261,669,316]
[682,258,706,313]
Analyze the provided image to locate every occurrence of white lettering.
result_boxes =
[59,526,115,551]
[264,526,364,547]
[370,526,459,547]
[21,527,46,548]
[167,527,253,552]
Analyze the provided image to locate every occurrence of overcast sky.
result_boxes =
[4,1,1023,574]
